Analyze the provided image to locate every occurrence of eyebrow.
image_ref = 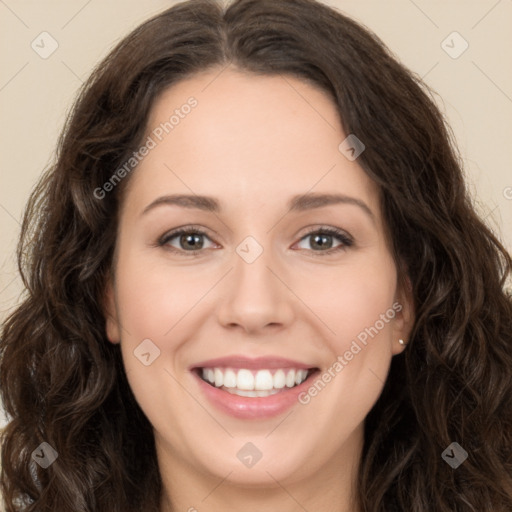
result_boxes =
[141,193,375,221]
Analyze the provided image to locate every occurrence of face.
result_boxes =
[104,68,413,497]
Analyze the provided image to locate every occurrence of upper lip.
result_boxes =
[190,355,317,370]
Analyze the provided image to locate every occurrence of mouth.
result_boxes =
[189,355,321,419]
[192,366,320,398]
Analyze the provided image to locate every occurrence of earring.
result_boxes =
[398,339,406,345]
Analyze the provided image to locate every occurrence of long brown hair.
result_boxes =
[1,0,511,510]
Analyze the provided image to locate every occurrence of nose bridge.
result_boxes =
[232,234,279,302]
[216,233,294,332]
[236,236,273,287]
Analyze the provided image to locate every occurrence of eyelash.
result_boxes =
[157,225,354,257]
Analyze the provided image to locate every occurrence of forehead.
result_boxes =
[147,68,342,155]
[123,68,379,219]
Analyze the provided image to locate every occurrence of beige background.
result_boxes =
[0,0,511,475]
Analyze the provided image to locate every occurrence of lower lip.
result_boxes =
[192,370,318,420]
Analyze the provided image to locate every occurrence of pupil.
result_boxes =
[312,234,332,250]
[182,233,202,250]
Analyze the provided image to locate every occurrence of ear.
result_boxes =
[103,276,121,344]
[391,275,415,355]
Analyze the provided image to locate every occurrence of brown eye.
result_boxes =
[159,228,216,254]
[296,227,353,254]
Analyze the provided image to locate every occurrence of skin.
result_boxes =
[104,67,414,512]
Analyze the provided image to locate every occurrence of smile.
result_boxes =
[199,367,313,397]
[190,355,320,419]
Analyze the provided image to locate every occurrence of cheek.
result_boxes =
[297,261,398,428]
[114,250,204,338]
[315,253,398,349]
[111,252,191,389]
[112,254,197,428]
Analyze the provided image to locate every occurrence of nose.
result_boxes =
[216,244,295,335]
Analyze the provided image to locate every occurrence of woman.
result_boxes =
[1,0,511,510]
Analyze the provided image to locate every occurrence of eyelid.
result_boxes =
[299,225,352,242]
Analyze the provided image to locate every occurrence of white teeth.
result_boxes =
[237,369,254,390]
[254,369,273,390]
[200,367,309,391]
[285,370,296,388]
[223,369,237,388]
[273,369,286,389]
[214,368,223,387]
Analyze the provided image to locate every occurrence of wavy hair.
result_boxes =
[1,0,511,510]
